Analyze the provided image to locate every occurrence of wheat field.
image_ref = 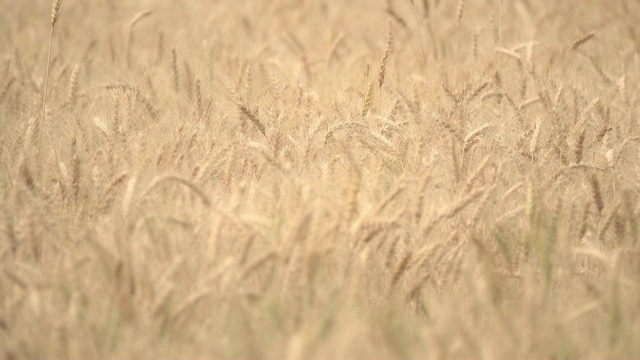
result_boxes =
[1,0,640,359]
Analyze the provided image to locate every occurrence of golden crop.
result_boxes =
[1,0,639,358]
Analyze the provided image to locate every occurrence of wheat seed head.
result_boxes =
[51,0,63,27]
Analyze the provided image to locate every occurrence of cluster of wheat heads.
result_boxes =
[1,0,640,359]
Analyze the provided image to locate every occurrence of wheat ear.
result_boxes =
[378,22,393,93]
[456,0,465,26]
[361,80,373,119]
[455,0,465,61]
[570,31,596,51]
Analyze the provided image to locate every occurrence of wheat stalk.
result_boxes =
[574,129,585,164]
[1,205,18,256]
[618,75,628,106]
[590,175,604,215]
[455,0,465,60]
[460,124,493,172]
[570,31,596,51]
[378,22,393,92]
[70,138,81,202]
[65,64,80,108]
[171,48,179,92]
[126,10,152,67]
[578,203,591,240]
[456,0,465,26]
[472,30,478,60]
[361,80,374,119]
[237,100,267,138]
[0,77,15,104]
[41,0,64,125]
[143,174,211,207]
[390,252,412,289]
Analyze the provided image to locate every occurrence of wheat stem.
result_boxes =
[42,0,63,125]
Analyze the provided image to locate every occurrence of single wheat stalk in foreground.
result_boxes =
[42,0,63,123]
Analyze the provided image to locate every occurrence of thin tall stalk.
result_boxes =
[42,0,64,123]
[498,0,503,70]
